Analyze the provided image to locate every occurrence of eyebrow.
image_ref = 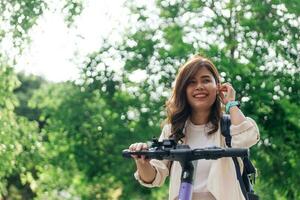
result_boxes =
[200,75,212,79]
[190,74,213,79]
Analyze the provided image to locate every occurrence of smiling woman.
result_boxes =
[171,57,222,138]
[128,55,260,200]
[186,68,219,125]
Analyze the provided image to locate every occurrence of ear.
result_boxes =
[216,83,220,94]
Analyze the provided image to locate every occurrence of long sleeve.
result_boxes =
[230,117,260,148]
[134,124,172,187]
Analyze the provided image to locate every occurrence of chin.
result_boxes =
[191,104,210,111]
[191,101,215,110]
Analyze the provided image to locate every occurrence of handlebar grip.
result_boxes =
[223,148,249,157]
[122,149,152,159]
[122,149,168,160]
[122,149,132,158]
[192,147,249,160]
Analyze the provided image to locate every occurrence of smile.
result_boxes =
[193,93,208,98]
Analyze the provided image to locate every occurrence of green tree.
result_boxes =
[0,0,85,199]
[28,76,162,199]
[2,0,298,199]
[14,73,47,122]
[72,0,300,199]
[0,64,41,199]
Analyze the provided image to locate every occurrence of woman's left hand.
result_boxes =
[218,83,236,105]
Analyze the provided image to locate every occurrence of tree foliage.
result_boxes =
[0,0,299,199]
[72,0,299,198]
[0,64,41,199]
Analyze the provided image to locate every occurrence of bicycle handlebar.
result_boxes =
[122,139,249,200]
[122,146,248,162]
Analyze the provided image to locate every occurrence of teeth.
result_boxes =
[194,94,207,98]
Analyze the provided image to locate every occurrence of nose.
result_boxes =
[196,82,204,90]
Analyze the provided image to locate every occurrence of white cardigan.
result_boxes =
[134,117,260,200]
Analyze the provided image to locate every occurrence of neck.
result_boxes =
[190,109,210,125]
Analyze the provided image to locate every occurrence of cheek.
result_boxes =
[186,86,193,95]
[208,82,217,91]
[209,94,217,102]
[185,87,193,103]
[208,84,218,99]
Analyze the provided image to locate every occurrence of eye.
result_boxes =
[188,79,196,84]
[203,79,211,83]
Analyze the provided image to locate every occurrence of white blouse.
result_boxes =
[184,119,217,194]
[134,117,260,200]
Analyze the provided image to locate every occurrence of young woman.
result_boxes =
[129,55,260,200]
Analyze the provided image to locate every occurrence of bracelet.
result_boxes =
[225,101,240,113]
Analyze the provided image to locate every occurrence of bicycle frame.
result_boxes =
[122,138,249,200]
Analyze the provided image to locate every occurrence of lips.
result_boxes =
[193,93,208,98]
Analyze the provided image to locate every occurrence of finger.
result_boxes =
[219,87,228,92]
[129,144,135,151]
[141,143,148,150]
[136,143,148,151]
[129,143,139,151]
[219,84,228,91]
[222,82,232,86]
[129,143,138,159]
[219,92,225,104]
[219,91,224,99]
[224,83,234,90]
[135,143,143,151]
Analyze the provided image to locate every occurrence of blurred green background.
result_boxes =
[0,0,299,199]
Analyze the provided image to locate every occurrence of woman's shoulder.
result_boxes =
[161,123,172,133]
[160,123,172,139]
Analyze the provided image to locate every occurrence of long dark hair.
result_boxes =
[165,55,222,142]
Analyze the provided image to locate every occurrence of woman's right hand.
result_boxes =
[129,142,157,183]
[129,142,150,164]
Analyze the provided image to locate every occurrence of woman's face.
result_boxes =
[185,67,218,112]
